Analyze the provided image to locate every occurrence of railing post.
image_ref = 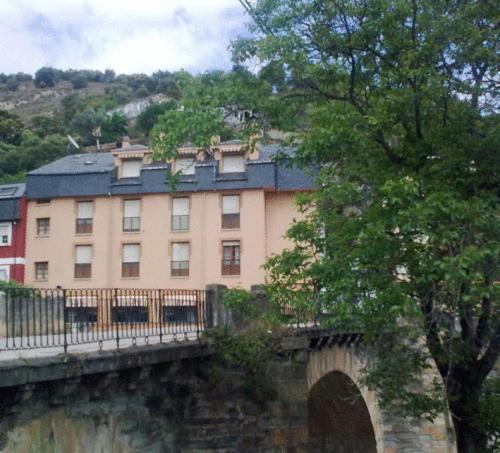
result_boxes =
[113,289,119,349]
[159,289,163,344]
[62,289,68,354]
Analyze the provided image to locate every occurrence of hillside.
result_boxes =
[0,80,108,121]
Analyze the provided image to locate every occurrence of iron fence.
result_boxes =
[0,287,207,352]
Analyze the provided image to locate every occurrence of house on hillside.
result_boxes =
[106,93,170,123]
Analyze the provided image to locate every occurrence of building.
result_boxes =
[0,183,27,283]
[24,140,314,289]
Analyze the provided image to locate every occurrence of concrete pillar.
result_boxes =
[205,284,228,328]
[250,285,269,314]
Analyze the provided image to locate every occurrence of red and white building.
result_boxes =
[0,183,26,283]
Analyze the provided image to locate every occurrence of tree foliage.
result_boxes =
[234,1,499,452]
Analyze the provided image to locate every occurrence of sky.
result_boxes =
[0,0,249,75]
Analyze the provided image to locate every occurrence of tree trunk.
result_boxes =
[451,403,489,453]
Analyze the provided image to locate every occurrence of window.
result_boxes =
[222,155,245,173]
[175,158,195,175]
[76,201,93,234]
[0,223,12,246]
[172,197,189,231]
[35,262,48,281]
[222,241,240,275]
[0,265,9,281]
[36,218,50,236]
[122,244,140,278]
[36,199,51,205]
[123,199,141,232]
[74,245,92,279]
[122,159,142,178]
[171,242,189,277]
[222,195,240,229]
[0,187,17,198]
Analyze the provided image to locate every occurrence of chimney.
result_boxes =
[120,136,131,148]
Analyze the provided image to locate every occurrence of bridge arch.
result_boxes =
[306,340,456,453]
[307,343,385,452]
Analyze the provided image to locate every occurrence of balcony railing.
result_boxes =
[123,217,140,232]
[222,213,240,229]
[171,215,189,231]
[122,262,140,278]
[221,259,240,276]
[171,260,189,277]
[74,263,91,279]
[76,218,93,234]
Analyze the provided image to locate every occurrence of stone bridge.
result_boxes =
[0,329,456,453]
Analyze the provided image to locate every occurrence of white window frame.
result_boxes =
[0,222,12,246]
[0,265,9,281]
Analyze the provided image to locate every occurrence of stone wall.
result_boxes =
[0,354,314,452]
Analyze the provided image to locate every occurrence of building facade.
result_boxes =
[0,183,27,283]
[25,141,314,289]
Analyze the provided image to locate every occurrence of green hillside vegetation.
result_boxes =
[0,66,290,183]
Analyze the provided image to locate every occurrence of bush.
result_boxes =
[6,79,19,91]
[70,74,88,89]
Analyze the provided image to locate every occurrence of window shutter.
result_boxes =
[172,198,189,215]
[123,244,140,263]
[223,240,240,247]
[222,195,240,214]
[172,243,189,261]
[77,201,93,219]
[124,199,141,217]
[122,160,142,178]
[222,155,245,173]
[75,245,92,264]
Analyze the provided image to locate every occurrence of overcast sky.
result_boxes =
[0,0,248,75]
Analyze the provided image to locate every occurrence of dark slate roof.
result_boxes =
[0,183,25,221]
[25,145,315,199]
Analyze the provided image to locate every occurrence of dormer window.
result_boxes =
[122,159,142,178]
[175,157,195,175]
[222,155,245,173]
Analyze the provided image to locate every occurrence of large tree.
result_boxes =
[234,1,499,452]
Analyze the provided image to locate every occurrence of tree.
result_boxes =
[100,113,128,143]
[34,67,60,88]
[30,114,67,138]
[69,107,105,146]
[0,110,24,146]
[235,1,499,452]
[136,101,177,135]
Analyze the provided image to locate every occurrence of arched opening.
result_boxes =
[308,370,377,453]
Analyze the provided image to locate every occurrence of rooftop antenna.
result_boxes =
[67,135,79,154]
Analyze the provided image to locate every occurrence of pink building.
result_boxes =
[24,142,314,289]
[0,183,26,283]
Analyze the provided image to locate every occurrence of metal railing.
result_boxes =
[0,287,207,352]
